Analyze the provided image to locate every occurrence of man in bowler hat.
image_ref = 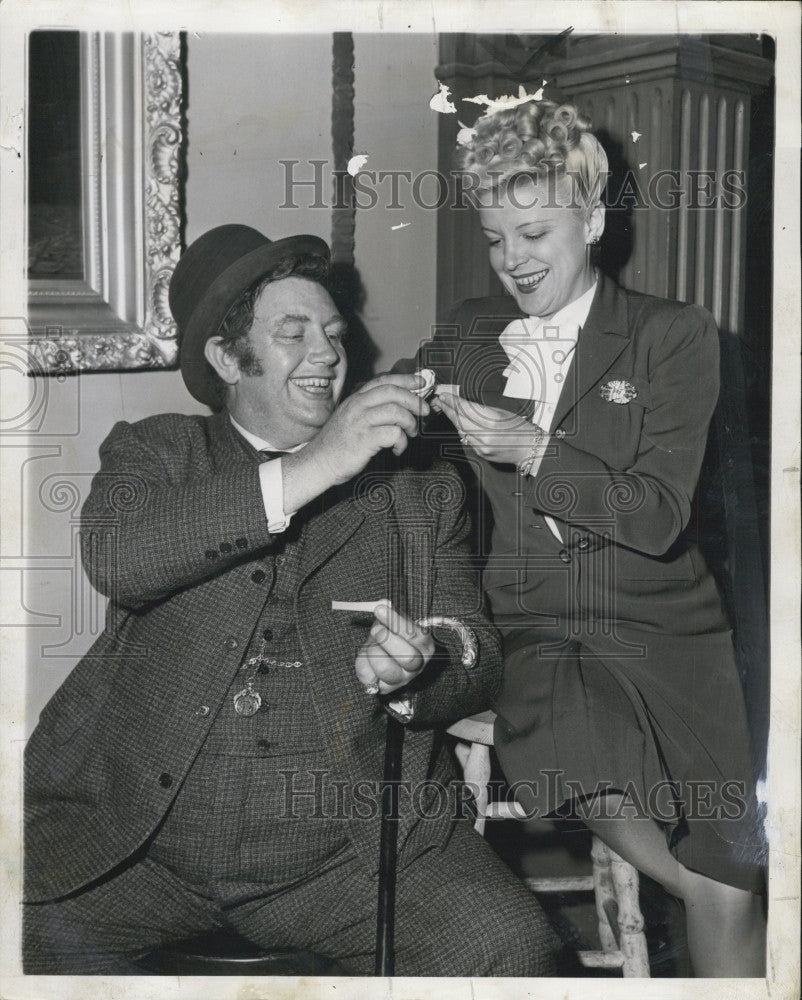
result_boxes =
[23,225,559,975]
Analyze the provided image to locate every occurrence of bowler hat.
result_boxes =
[170,224,330,406]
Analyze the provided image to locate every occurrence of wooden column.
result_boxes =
[550,36,773,336]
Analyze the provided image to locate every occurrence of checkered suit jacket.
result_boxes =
[24,411,501,902]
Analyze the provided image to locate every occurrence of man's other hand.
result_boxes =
[354,600,435,695]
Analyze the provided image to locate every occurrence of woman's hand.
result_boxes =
[437,392,541,466]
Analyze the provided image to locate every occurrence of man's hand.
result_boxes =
[437,392,540,466]
[282,374,429,511]
[354,601,435,696]
[311,373,430,482]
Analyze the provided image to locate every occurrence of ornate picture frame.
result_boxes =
[27,32,184,375]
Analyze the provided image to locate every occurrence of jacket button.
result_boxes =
[196,705,210,717]
[256,739,271,751]
[578,536,590,550]
[251,569,266,583]
[555,428,566,440]
[159,772,173,788]
[559,549,571,563]
[223,636,239,650]
[235,537,248,548]
[220,542,233,553]
[262,628,273,641]
[205,549,218,560]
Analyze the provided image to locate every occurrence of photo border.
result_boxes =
[1,3,798,999]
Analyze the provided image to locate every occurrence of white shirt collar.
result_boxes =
[527,278,598,337]
[229,415,305,454]
[498,278,598,411]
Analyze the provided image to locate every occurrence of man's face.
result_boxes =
[229,276,348,447]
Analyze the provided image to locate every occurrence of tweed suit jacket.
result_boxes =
[24,412,502,903]
[398,272,729,635]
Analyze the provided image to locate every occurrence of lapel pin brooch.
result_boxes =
[600,379,638,404]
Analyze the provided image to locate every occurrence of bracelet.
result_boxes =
[516,426,547,477]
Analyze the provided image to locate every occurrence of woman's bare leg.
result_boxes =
[677,866,765,976]
[583,795,683,896]
[584,794,765,976]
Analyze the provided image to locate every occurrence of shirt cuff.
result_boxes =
[258,458,297,534]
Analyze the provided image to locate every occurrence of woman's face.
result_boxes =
[478,176,604,317]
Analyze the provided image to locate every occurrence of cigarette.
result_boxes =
[331,600,390,613]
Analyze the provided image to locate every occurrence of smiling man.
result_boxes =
[22,225,559,976]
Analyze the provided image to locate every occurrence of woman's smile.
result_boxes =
[510,268,549,293]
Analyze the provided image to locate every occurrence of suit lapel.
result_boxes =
[552,274,631,429]
[296,483,366,584]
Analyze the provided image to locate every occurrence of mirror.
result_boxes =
[27,31,184,374]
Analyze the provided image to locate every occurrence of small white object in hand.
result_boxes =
[434,384,460,398]
[412,369,437,399]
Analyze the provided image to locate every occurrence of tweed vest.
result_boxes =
[147,528,351,881]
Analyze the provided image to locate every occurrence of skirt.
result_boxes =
[492,620,766,893]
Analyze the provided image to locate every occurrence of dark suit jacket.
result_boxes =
[24,412,502,902]
[400,273,729,636]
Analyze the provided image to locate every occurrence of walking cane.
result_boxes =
[332,390,476,975]
[375,509,408,976]
[374,609,479,975]
[375,713,404,975]
[331,597,477,977]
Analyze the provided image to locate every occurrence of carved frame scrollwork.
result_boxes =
[27,32,184,375]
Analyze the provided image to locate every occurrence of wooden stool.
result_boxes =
[447,711,650,978]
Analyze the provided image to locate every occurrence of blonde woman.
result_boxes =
[402,100,766,976]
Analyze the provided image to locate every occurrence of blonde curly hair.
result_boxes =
[455,99,608,211]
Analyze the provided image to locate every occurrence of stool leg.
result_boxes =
[608,846,650,977]
[590,835,619,955]
[454,741,491,835]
